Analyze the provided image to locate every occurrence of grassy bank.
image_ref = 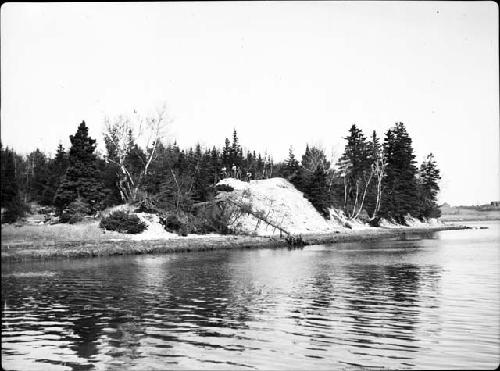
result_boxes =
[1,220,127,244]
[1,222,468,262]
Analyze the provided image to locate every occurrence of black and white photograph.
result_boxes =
[1,1,499,370]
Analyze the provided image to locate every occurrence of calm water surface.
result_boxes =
[2,221,499,370]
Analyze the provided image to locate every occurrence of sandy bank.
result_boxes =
[1,224,468,262]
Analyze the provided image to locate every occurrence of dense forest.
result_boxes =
[1,109,441,229]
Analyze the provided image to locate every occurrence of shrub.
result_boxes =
[160,211,223,236]
[194,201,234,235]
[162,214,182,232]
[99,211,147,234]
[60,199,91,224]
[1,204,26,224]
[160,214,194,236]
[369,217,381,227]
[178,223,190,237]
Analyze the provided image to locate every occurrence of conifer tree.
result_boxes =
[256,153,265,179]
[222,138,231,169]
[26,149,50,203]
[54,144,69,169]
[54,121,105,214]
[1,145,26,222]
[290,145,331,216]
[339,125,372,219]
[283,146,300,179]
[301,145,330,173]
[191,144,211,202]
[306,165,331,217]
[231,129,243,168]
[39,144,69,205]
[380,122,419,224]
[417,153,441,219]
[210,146,220,184]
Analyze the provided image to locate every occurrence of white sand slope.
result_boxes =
[216,177,343,236]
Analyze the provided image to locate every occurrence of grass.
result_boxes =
[1,233,284,261]
[1,220,130,245]
[1,220,469,262]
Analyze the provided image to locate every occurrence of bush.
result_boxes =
[159,214,193,236]
[1,204,26,224]
[369,217,381,227]
[99,211,147,234]
[193,202,234,235]
[159,211,223,236]
[60,199,91,224]
[164,214,182,232]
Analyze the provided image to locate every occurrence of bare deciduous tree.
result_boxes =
[337,157,374,220]
[369,155,386,220]
[103,104,171,203]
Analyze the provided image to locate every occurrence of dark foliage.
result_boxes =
[1,145,27,223]
[417,153,442,219]
[305,165,331,218]
[99,211,147,234]
[281,147,300,180]
[4,118,441,229]
[54,121,106,215]
[163,214,182,232]
[380,123,419,223]
[288,146,332,217]
[59,199,91,224]
[369,217,381,227]
[42,144,70,205]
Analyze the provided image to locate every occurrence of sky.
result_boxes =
[1,1,498,206]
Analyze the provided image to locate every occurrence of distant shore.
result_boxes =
[440,215,500,222]
[1,223,470,262]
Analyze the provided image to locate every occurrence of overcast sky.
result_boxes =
[1,2,498,206]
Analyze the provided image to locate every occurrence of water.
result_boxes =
[2,221,499,370]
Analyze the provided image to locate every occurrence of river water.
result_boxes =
[2,221,499,370]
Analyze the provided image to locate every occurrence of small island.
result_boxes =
[2,118,474,261]
[2,4,498,371]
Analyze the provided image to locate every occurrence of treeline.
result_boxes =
[1,109,441,226]
[281,123,441,225]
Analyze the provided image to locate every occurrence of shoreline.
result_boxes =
[1,224,469,262]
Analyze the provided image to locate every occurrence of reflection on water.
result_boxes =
[2,221,499,370]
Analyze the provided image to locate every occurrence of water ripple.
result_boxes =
[2,222,499,369]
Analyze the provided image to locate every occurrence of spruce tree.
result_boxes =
[301,145,330,173]
[256,153,264,179]
[339,124,372,218]
[54,121,104,214]
[210,146,220,184]
[42,144,70,206]
[1,145,26,222]
[306,165,331,217]
[222,138,231,169]
[192,144,211,202]
[231,129,243,168]
[26,149,50,203]
[417,153,441,219]
[380,122,419,224]
[283,146,300,180]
